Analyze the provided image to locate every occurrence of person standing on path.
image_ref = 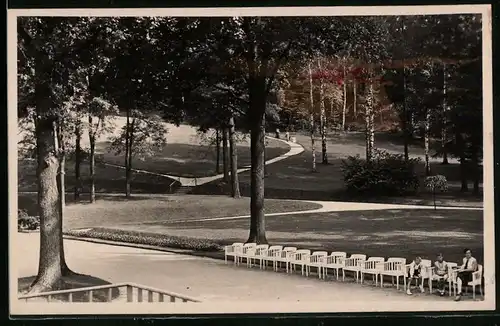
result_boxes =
[454,248,478,301]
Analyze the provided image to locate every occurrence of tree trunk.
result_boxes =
[74,120,82,200]
[472,146,480,196]
[353,79,357,119]
[229,116,241,198]
[308,62,317,172]
[126,118,135,198]
[215,129,221,174]
[55,122,74,276]
[329,97,334,127]
[365,78,375,162]
[424,108,431,176]
[402,64,410,162]
[369,93,375,159]
[441,64,449,165]
[263,118,268,177]
[247,107,267,244]
[124,110,132,198]
[88,124,96,204]
[29,90,63,293]
[460,157,468,192]
[342,65,347,131]
[457,132,468,192]
[318,59,328,164]
[222,127,229,182]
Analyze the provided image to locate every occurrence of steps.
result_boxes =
[174,186,193,195]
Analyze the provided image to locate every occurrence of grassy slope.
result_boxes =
[96,138,289,178]
[18,159,178,194]
[194,131,483,206]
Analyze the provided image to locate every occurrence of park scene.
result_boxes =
[14,11,487,309]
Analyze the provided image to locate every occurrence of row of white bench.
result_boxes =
[224,243,484,299]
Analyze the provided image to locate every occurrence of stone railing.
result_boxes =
[18,282,201,303]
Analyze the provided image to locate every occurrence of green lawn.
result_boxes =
[89,208,484,265]
[17,193,323,230]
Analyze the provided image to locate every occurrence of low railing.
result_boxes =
[18,282,201,303]
[168,180,178,193]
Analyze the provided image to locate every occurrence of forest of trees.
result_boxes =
[17,14,483,293]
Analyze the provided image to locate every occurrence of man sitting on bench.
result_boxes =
[434,253,449,296]
[454,248,478,301]
[407,256,425,295]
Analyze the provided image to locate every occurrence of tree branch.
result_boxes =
[265,40,294,95]
[212,84,250,106]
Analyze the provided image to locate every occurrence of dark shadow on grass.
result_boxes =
[18,159,180,195]
[18,193,158,217]
[18,274,120,302]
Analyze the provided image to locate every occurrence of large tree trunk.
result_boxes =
[229,116,241,198]
[424,108,431,176]
[318,59,328,164]
[29,87,63,293]
[222,127,229,182]
[247,111,267,244]
[74,120,82,200]
[308,62,317,172]
[342,65,347,131]
[215,129,221,174]
[441,64,449,165]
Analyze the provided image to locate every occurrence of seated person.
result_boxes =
[407,256,425,295]
[454,248,478,301]
[433,253,449,296]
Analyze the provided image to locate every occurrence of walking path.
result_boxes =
[17,232,486,310]
[115,196,482,226]
[101,136,304,187]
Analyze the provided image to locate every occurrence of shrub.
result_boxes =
[65,228,225,252]
[341,149,421,196]
[18,209,40,231]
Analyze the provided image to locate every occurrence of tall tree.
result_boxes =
[228,115,241,198]
[222,126,230,182]
[308,61,317,172]
[317,58,328,164]
[18,17,82,293]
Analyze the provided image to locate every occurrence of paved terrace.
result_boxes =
[17,233,483,305]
